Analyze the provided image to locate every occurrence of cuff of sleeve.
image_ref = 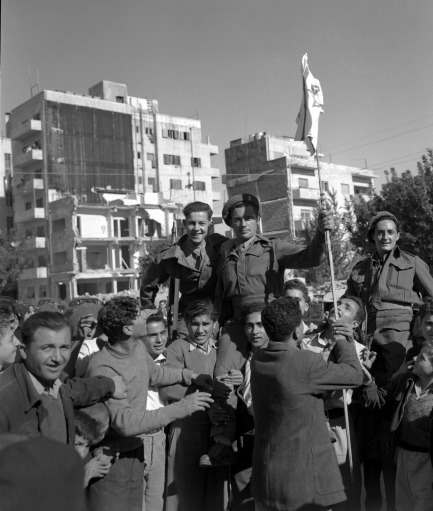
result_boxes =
[182,369,194,386]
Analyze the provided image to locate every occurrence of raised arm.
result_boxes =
[140,258,170,309]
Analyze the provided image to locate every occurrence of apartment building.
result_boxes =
[225,133,376,238]
[7,80,220,302]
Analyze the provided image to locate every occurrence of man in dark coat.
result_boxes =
[251,297,363,511]
[140,201,226,312]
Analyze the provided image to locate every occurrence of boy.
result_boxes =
[390,343,433,511]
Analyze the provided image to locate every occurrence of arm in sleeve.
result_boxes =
[307,338,363,395]
[63,375,115,408]
[414,256,433,298]
[140,258,169,309]
[148,351,193,387]
[158,342,190,403]
[87,364,188,436]
[275,233,325,270]
[214,332,245,377]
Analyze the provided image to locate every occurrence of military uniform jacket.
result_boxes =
[347,246,433,310]
[215,232,325,320]
[140,233,227,309]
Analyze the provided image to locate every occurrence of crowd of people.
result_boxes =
[1,194,433,511]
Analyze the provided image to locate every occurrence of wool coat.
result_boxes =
[251,338,363,511]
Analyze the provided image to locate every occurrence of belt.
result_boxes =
[118,445,144,461]
[143,427,164,436]
[398,441,429,453]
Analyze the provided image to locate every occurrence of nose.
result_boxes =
[51,349,63,363]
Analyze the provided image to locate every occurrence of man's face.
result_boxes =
[421,314,433,342]
[22,326,72,384]
[187,314,214,347]
[74,434,90,459]
[0,329,21,369]
[144,320,168,359]
[330,298,360,327]
[244,311,269,350]
[414,348,433,378]
[183,211,211,245]
[230,205,258,241]
[373,219,399,256]
[285,288,309,316]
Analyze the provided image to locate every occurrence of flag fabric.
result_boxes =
[295,53,324,155]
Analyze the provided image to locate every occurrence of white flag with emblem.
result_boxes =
[295,53,324,156]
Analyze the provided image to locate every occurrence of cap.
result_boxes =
[222,193,260,226]
[367,211,399,242]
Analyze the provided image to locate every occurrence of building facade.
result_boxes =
[225,133,376,238]
[7,80,221,303]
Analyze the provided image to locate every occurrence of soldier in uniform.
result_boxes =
[215,193,332,324]
[140,201,226,336]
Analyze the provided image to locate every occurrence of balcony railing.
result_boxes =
[15,207,45,223]
[13,119,42,141]
[292,187,320,201]
[14,149,43,169]
[18,267,48,280]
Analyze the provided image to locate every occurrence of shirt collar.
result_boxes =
[27,369,62,398]
[189,340,216,354]
[154,353,166,363]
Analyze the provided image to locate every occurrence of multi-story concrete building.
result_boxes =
[225,133,376,238]
[0,137,13,236]
[7,80,221,303]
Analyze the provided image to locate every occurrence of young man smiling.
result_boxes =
[140,201,226,313]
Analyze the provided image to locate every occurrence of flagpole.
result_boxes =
[315,148,354,478]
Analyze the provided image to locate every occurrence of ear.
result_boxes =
[352,320,360,330]
[19,346,27,361]
[293,323,304,342]
[122,324,134,337]
[396,231,400,242]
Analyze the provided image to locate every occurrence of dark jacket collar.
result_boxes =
[160,233,225,262]
[373,246,413,270]
[12,363,42,412]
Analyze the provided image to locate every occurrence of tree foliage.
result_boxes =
[351,149,433,267]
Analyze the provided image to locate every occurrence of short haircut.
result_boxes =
[261,297,302,342]
[21,311,70,346]
[241,302,266,322]
[146,312,167,328]
[183,299,214,324]
[74,410,103,446]
[183,202,213,220]
[341,295,366,324]
[97,296,139,340]
[283,279,310,303]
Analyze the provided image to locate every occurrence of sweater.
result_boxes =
[86,340,195,451]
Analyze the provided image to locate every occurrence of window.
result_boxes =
[39,285,47,298]
[36,225,45,237]
[145,126,153,136]
[135,126,140,133]
[38,255,47,266]
[25,201,31,210]
[26,287,35,299]
[170,179,182,190]
[183,131,190,141]
[148,177,156,191]
[113,218,129,238]
[115,96,125,103]
[163,154,181,166]
[298,178,309,188]
[193,181,206,191]
[137,152,141,160]
[191,157,202,168]
[146,153,155,161]
[25,229,32,238]
[138,176,143,185]
[4,154,11,173]
[36,197,44,208]
[301,209,312,222]
[322,181,330,192]
[161,129,168,138]
[341,183,350,195]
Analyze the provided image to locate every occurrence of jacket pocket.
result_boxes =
[386,264,414,291]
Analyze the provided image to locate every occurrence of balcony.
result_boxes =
[15,207,45,223]
[18,267,48,280]
[14,149,43,169]
[23,237,46,249]
[13,119,42,141]
[292,187,320,202]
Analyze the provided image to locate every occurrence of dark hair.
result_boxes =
[97,297,139,341]
[241,302,266,321]
[283,279,310,303]
[183,300,214,324]
[183,202,213,220]
[340,295,366,324]
[74,410,103,446]
[21,311,70,346]
[146,312,167,328]
[261,297,302,342]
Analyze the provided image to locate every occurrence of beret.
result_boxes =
[222,193,260,226]
[367,211,399,242]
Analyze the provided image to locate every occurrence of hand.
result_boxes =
[331,321,354,342]
[84,455,112,487]
[362,381,387,409]
[212,379,232,399]
[181,391,214,415]
[218,370,244,387]
[362,350,377,370]
[317,207,333,233]
[111,375,127,399]
[191,373,214,392]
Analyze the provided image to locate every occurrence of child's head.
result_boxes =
[419,300,433,342]
[283,279,310,317]
[74,410,103,459]
[330,296,366,328]
[184,300,214,347]
[414,343,433,379]
[242,303,268,350]
[97,297,140,343]
[143,313,168,359]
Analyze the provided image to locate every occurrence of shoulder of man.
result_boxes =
[206,233,228,249]
[0,365,21,400]
[157,237,187,262]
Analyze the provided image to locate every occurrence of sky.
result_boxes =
[3,0,433,188]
